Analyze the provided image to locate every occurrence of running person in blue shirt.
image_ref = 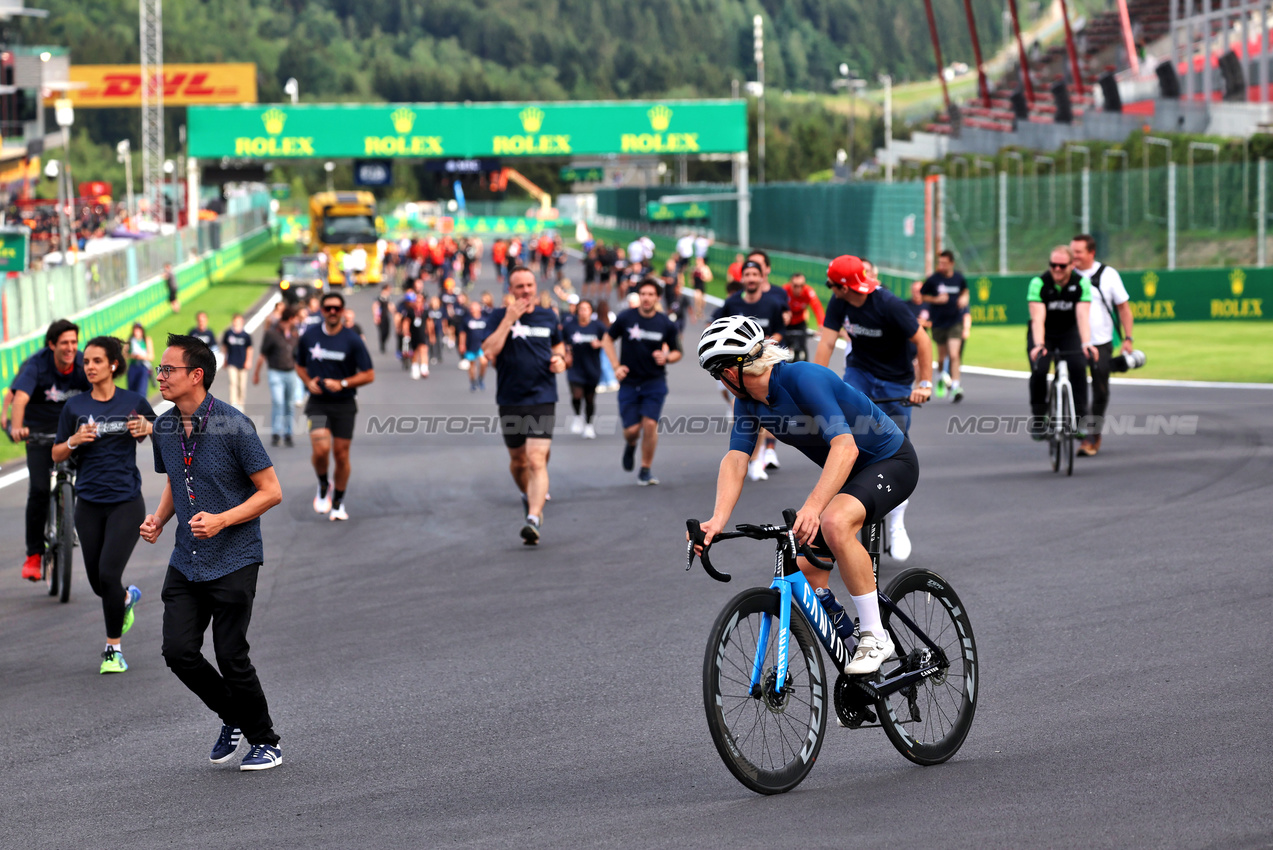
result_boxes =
[600,278,682,485]
[813,255,932,561]
[295,292,376,522]
[458,299,491,392]
[53,336,154,673]
[693,316,920,674]
[483,266,567,545]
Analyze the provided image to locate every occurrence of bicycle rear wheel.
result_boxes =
[44,488,60,598]
[703,587,828,795]
[876,568,978,766]
[57,481,74,603]
[1061,385,1075,477]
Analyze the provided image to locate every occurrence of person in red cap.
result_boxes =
[813,255,931,561]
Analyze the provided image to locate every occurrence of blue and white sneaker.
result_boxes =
[121,585,141,635]
[240,743,282,771]
[210,724,242,763]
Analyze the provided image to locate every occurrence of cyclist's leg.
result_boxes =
[24,441,54,557]
[1065,346,1089,422]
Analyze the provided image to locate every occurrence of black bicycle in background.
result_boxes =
[25,433,77,603]
[687,507,979,795]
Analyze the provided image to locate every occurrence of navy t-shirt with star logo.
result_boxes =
[562,316,607,386]
[822,287,919,385]
[220,329,253,369]
[295,324,374,403]
[487,306,562,406]
[55,388,155,504]
[11,348,91,433]
[606,308,680,385]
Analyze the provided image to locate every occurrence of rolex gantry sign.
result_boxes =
[187,100,747,160]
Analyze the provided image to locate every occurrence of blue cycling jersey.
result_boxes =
[728,360,904,468]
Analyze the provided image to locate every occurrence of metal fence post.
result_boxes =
[736,152,751,251]
[999,171,1008,274]
[1167,162,1177,271]
[1081,167,1091,234]
[937,173,946,255]
[1259,158,1267,268]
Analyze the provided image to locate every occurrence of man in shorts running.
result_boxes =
[921,250,968,402]
[601,278,682,485]
[693,316,920,674]
[295,292,375,522]
[482,267,566,545]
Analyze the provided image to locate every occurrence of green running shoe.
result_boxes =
[121,585,141,635]
[100,647,128,674]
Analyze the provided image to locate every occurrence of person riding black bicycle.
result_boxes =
[693,316,920,675]
[1027,245,1099,440]
[8,319,90,582]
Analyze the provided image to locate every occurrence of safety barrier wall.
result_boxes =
[0,223,273,387]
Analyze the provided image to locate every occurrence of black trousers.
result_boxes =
[1027,330,1089,421]
[161,564,279,746]
[75,496,146,639]
[1089,341,1113,434]
[25,441,54,557]
[377,320,391,353]
[785,326,809,361]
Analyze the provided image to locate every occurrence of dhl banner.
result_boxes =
[51,64,257,108]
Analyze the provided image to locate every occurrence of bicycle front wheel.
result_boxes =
[57,481,74,603]
[1061,385,1075,477]
[1047,384,1060,472]
[702,587,828,795]
[877,569,978,766]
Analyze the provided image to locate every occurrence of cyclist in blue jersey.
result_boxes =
[693,316,920,675]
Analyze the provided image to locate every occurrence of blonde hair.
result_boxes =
[742,340,794,375]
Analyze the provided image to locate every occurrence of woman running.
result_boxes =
[53,336,155,674]
[126,322,154,396]
[562,300,608,439]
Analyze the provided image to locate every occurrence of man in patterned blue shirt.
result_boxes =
[139,334,285,772]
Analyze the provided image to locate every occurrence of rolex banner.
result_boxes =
[187,101,747,159]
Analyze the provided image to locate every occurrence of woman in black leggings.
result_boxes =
[53,336,155,674]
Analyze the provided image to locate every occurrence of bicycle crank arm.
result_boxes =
[872,663,945,699]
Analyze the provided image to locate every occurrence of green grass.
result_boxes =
[1,243,288,465]
[962,321,1273,384]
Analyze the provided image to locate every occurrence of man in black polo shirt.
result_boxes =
[139,334,284,771]
[295,292,376,522]
[483,266,566,545]
[814,255,932,561]
[8,319,90,581]
[601,278,682,485]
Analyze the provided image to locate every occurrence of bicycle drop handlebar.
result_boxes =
[686,508,835,583]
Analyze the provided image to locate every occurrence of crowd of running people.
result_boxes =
[1,223,1148,761]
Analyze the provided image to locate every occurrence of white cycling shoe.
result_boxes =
[845,631,894,675]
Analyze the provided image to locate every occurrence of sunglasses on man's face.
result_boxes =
[322,304,343,313]
[1049,262,1071,269]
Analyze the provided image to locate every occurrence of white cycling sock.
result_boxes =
[850,591,884,639]
[888,499,908,530]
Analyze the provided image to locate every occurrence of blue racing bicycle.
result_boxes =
[687,508,978,794]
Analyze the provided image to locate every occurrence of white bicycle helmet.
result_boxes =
[697,315,766,375]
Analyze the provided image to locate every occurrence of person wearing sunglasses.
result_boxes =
[1026,246,1098,440]
[813,255,931,562]
[295,292,375,521]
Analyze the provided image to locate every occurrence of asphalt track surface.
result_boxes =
[3,256,1271,849]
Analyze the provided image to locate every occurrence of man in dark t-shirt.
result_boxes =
[920,250,969,401]
[814,255,932,562]
[601,278,682,486]
[482,266,566,546]
[220,313,253,410]
[9,319,90,579]
[295,292,375,522]
[189,312,217,352]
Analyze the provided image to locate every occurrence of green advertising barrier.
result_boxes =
[647,201,710,222]
[189,100,747,159]
[0,227,31,274]
[0,228,273,389]
[588,224,1270,325]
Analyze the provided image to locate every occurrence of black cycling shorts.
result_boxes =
[305,400,358,441]
[808,438,919,564]
[499,403,555,449]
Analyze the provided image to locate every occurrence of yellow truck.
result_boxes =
[307,191,383,287]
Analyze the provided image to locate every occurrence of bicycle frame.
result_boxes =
[1052,360,1076,434]
[748,522,948,706]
